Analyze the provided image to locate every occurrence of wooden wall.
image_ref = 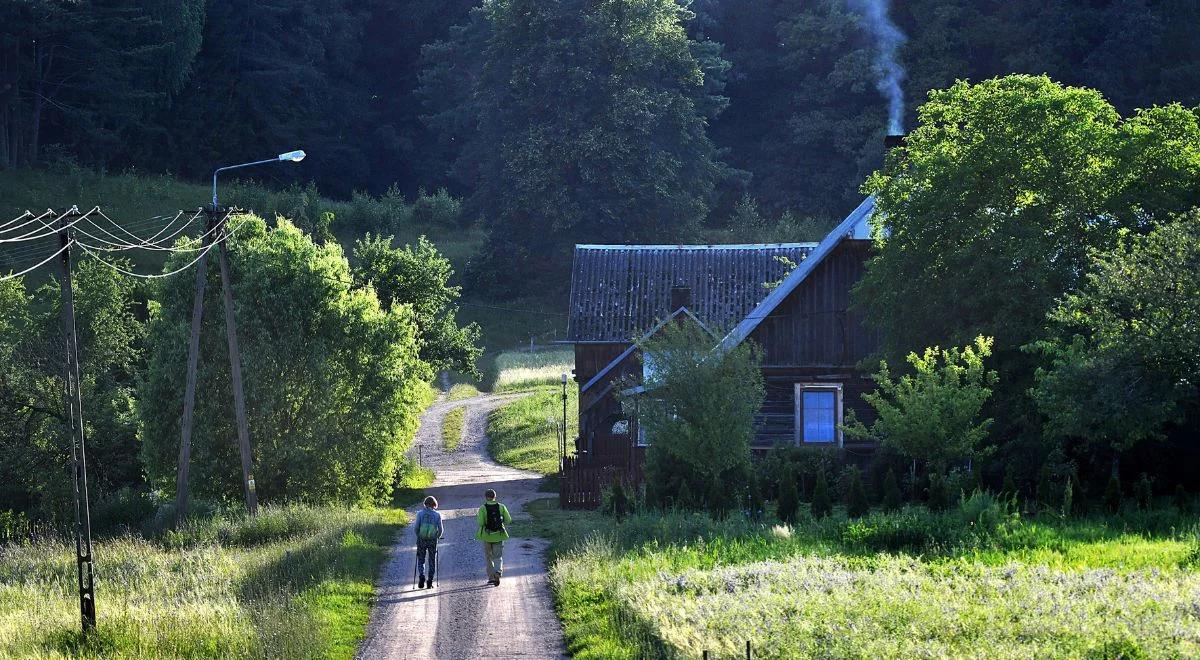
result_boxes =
[750,240,880,368]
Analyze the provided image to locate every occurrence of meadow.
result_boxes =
[442,406,467,452]
[488,387,579,476]
[529,497,1200,659]
[488,348,575,393]
[0,505,406,658]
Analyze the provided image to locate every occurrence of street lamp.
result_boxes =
[212,150,306,209]
[560,373,569,473]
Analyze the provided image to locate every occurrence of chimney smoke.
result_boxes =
[846,0,908,134]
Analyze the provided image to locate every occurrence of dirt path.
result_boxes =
[357,393,567,659]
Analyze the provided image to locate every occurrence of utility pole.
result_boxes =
[175,208,257,518]
[56,209,97,632]
[175,211,216,524]
[214,210,258,515]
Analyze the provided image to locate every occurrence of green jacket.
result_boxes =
[475,500,512,542]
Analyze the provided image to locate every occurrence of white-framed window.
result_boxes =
[637,426,649,447]
[794,383,843,446]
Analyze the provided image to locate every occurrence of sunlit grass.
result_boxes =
[491,349,574,393]
[487,387,577,475]
[530,499,1200,659]
[0,505,406,658]
[447,383,480,401]
[442,406,466,452]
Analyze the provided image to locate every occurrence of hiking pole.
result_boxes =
[413,548,419,590]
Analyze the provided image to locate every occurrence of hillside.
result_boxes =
[0,168,567,355]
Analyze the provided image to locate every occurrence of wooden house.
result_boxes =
[561,197,882,507]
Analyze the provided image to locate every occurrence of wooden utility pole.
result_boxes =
[215,212,258,515]
[175,207,257,518]
[175,211,216,524]
[56,209,97,631]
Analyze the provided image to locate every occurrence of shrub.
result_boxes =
[1176,485,1191,513]
[844,336,998,468]
[927,471,951,512]
[410,188,463,227]
[776,468,800,524]
[957,490,1016,537]
[1061,479,1074,518]
[845,468,870,518]
[881,468,902,512]
[1104,475,1123,513]
[1135,473,1154,510]
[811,471,832,519]
[622,322,764,515]
[603,478,631,520]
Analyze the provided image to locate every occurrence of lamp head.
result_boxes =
[278,150,306,163]
[561,373,568,384]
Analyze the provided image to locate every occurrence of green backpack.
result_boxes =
[418,512,439,540]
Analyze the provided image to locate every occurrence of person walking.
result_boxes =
[475,489,512,586]
[415,496,443,589]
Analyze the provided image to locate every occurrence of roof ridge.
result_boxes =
[574,243,818,250]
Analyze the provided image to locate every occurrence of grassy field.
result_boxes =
[0,505,407,658]
[446,383,480,401]
[528,498,1200,658]
[487,348,575,393]
[487,387,578,475]
[442,406,466,452]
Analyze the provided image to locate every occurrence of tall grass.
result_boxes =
[0,505,405,658]
[530,500,1200,659]
[490,349,574,393]
[442,406,466,452]
[487,387,578,475]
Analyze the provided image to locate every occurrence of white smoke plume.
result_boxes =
[846,0,907,134]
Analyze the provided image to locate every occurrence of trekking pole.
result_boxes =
[413,547,419,590]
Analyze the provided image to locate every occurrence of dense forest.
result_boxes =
[4,0,1199,288]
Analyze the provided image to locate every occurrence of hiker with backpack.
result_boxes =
[476,488,512,586]
[415,496,443,589]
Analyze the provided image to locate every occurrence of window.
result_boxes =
[611,419,630,435]
[795,383,843,446]
[637,426,648,447]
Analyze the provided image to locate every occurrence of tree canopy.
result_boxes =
[140,218,432,506]
[856,75,1200,449]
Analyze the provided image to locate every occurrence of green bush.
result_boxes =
[927,471,951,512]
[881,468,902,512]
[1135,473,1154,510]
[1176,485,1191,513]
[776,468,799,524]
[1105,475,1123,513]
[844,467,870,518]
[810,471,832,519]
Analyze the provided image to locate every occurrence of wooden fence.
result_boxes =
[560,457,642,510]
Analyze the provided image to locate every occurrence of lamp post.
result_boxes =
[212,150,306,210]
[560,373,569,473]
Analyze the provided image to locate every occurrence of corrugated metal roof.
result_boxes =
[567,243,816,342]
[718,196,877,352]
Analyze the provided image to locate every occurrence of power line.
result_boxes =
[0,240,75,281]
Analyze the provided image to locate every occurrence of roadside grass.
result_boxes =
[488,349,574,393]
[487,387,578,475]
[442,406,466,452]
[0,505,406,658]
[528,499,1200,659]
[393,457,436,508]
[447,383,480,401]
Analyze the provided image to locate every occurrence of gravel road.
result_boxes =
[356,393,567,659]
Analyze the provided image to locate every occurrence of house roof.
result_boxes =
[718,196,877,352]
[579,307,712,394]
[567,242,816,343]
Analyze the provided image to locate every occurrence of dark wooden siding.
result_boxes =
[752,369,878,449]
[749,241,880,368]
[574,343,630,387]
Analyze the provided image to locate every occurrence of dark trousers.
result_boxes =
[417,538,438,580]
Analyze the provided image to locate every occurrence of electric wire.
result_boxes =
[0,210,77,243]
[78,211,226,253]
[77,212,241,279]
[92,209,198,249]
[0,240,74,281]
